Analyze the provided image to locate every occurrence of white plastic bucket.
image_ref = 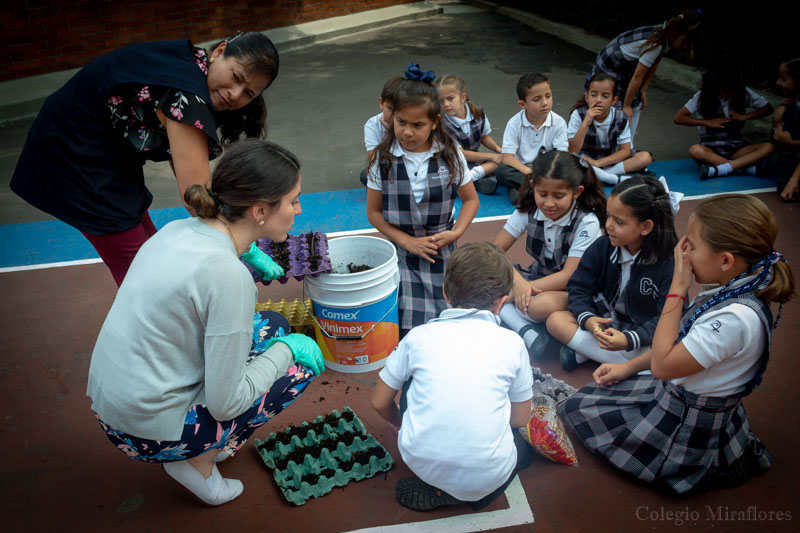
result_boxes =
[304,236,399,373]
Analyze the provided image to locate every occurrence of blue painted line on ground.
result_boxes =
[0,159,777,268]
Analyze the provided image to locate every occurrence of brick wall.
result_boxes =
[2,0,415,82]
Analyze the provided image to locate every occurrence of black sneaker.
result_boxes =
[560,345,581,372]
[699,164,713,181]
[474,178,498,195]
[508,187,519,206]
[396,477,463,511]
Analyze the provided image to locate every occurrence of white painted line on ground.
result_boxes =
[0,187,779,274]
[682,187,776,201]
[0,257,102,273]
[340,476,533,533]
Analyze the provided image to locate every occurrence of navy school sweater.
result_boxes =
[567,235,676,351]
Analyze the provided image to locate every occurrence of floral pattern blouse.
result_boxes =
[106,47,222,162]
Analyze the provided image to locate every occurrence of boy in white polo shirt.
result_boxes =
[497,73,569,205]
[372,242,534,512]
[359,75,405,186]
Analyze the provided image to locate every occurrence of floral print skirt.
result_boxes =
[95,311,314,462]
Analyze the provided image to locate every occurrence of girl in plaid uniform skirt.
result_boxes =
[560,194,795,493]
[568,73,652,185]
[436,74,503,194]
[367,63,479,335]
[674,62,774,180]
[590,10,700,144]
[493,151,606,355]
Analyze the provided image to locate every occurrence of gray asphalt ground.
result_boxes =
[0,2,773,226]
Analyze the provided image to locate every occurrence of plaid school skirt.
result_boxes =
[558,376,771,494]
[397,244,454,331]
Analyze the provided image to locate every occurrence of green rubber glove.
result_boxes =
[241,242,285,281]
[264,333,325,376]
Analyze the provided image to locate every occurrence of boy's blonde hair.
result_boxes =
[444,242,513,309]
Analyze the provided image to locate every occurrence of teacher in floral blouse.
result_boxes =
[10,31,279,286]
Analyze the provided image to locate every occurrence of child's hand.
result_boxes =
[580,154,598,166]
[584,105,604,123]
[671,236,693,294]
[593,327,628,351]
[430,230,457,250]
[728,111,747,122]
[774,125,792,144]
[511,278,529,312]
[492,153,504,164]
[780,178,799,201]
[403,235,438,263]
[585,316,612,334]
[705,117,732,129]
[593,362,633,387]
[623,105,633,125]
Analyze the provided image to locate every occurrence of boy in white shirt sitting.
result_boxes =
[496,72,569,204]
[359,76,404,186]
[372,242,534,511]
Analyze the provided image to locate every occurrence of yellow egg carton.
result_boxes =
[256,299,314,335]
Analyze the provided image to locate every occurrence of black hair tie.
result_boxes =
[207,189,222,206]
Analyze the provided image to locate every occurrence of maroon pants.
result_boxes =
[81,212,157,286]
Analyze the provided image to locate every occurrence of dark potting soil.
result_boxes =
[337,458,355,471]
[271,241,291,271]
[340,411,355,422]
[339,431,357,447]
[346,263,372,273]
[324,413,339,426]
[300,472,320,485]
[306,232,322,270]
[320,468,336,478]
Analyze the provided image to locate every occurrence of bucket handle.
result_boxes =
[301,284,398,341]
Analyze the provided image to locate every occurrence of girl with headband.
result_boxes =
[366,62,478,336]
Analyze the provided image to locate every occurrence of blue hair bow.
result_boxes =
[404,62,435,82]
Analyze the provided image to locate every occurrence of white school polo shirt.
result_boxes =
[379,308,533,501]
[672,274,766,397]
[444,105,492,137]
[366,140,470,203]
[364,112,387,151]
[502,110,569,166]
[503,203,601,259]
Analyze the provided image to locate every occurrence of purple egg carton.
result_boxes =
[245,231,331,285]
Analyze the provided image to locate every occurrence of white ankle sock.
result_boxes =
[566,329,648,365]
[163,461,243,506]
[213,450,232,463]
[471,165,486,180]
[607,162,626,175]
[714,162,733,176]
[499,303,539,348]
[745,164,757,175]
[592,165,620,185]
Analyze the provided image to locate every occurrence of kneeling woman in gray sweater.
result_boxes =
[87,139,324,506]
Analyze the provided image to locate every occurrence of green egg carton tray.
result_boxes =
[254,407,394,506]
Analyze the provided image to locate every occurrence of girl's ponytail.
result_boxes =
[467,100,485,121]
[761,259,796,304]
